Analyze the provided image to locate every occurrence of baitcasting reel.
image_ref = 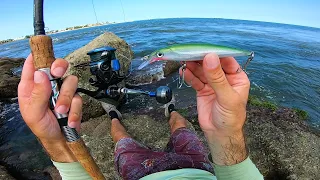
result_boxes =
[76,46,172,104]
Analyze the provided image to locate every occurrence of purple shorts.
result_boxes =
[114,127,213,180]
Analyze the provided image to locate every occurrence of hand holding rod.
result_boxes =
[29,35,105,180]
[30,1,105,179]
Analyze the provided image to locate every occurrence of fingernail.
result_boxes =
[56,105,68,114]
[205,55,220,69]
[34,71,44,84]
[52,67,65,77]
[68,121,77,128]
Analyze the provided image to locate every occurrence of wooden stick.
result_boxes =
[29,35,105,180]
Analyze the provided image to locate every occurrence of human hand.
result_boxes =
[182,53,250,165]
[18,54,82,162]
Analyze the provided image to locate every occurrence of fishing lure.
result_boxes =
[138,43,254,70]
[138,43,254,88]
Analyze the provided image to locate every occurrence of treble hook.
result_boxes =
[242,51,254,72]
[178,62,192,89]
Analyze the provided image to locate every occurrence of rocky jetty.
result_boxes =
[0,57,25,98]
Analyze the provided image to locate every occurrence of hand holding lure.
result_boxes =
[138,43,254,88]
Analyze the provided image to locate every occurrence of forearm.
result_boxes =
[204,130,248,165]
[40,139,92,179]
[39,138,77,162]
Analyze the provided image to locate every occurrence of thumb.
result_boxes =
[30,71,52,114]
[203,53,233,100]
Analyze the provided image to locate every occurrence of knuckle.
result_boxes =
[73,94,83,104]
[67,75,78,84]
[209,69,226,84]
[31,86,45,99]
[247,79,251,86]
[59,93,73,104]
[17,82,24,92]
[70,112,81,121]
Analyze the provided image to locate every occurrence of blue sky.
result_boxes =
[1,0,319,40]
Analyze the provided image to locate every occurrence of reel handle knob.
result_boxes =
[155,86,172,104]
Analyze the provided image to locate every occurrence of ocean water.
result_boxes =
[0,18,319,129]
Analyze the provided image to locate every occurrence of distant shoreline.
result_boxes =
[0,22,112,45]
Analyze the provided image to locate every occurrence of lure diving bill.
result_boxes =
[138,43,254,70]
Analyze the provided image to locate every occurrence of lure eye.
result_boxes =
[156,52,164,58]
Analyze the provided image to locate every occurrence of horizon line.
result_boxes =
[1,17,319,41]
[119,17,320,30]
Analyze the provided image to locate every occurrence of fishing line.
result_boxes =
[91,0,99,23]
[118,0,126,22]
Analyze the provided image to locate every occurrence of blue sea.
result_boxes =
[1,18,320,129]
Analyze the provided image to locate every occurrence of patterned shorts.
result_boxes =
[114,127,213,180]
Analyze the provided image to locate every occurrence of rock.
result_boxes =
[0,166,15,180]
[163,61,180,77]
[176,103,320,180]
[0,129,53,180]
[125,61,180,87]
[245,106,320,180]
[0,99,54,180]
[125,66,164,86]
[81,89,320,180]
[65,32,134,121]
[44,166,61,180]
[0,57,25,98]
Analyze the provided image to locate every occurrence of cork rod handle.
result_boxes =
[29,35,55,70]
[67,140,105,180]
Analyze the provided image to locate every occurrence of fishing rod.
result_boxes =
[29,0,105,179]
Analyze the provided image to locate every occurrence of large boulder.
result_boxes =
[65,32,134,121]
[0,57,25,98]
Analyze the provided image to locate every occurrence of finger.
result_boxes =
[220,57,241,74]
[68,94,82,132]
[21,54,35,82]
[179,68,205,91]
[220,57,250,102]
[51,58,69,78]
[186,61,208,83]
[19,54,35,98]
[30,71,52,116]
[203,53,233,99]
[226,73,250,102]
[225,70,250,87]
[55,75,78,114]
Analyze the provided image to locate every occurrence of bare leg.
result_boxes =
[111,118,130,143]
[168,112,187,134]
